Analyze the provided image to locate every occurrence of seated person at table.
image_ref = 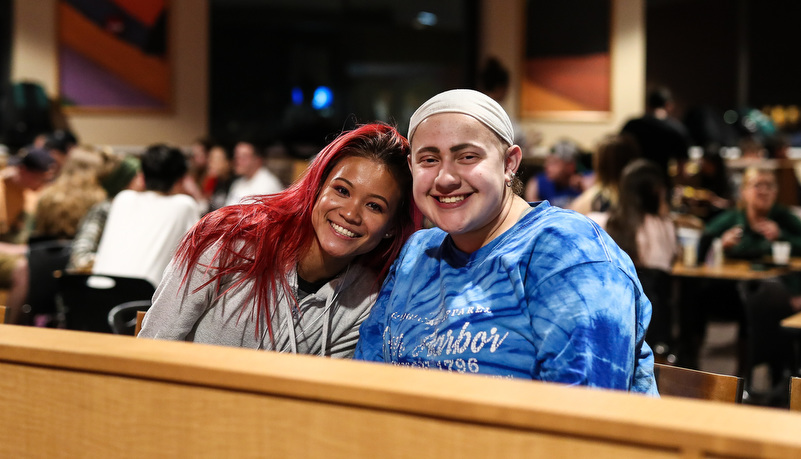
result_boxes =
[703,167,801,261]
[92,144,201,287]
[596,159,678,360]
[354,89,657,395]
[684,167,800,386]
[524,139,586,208]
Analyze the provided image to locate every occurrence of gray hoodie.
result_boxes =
[138,245,379,358]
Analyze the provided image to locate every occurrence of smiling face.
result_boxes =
[308,155,402,275]
[409,112,521,252]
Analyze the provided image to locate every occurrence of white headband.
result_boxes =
[408,89,515,146]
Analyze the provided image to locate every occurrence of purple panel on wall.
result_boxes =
[59,46,162,109]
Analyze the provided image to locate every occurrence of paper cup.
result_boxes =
[677,227,701,267]
[772,241,791,265]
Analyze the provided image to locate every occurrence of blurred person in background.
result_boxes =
[594,159,678,361]
[203,143,235,214]
[524,139,587,208]
[6,146,108,324]
[621,86,691,185]
[570,133,640,215]
[67,150,142,272]
[92,144,200,287]
[225,140,284,206]
[43,129,79,178]
[0,148,54,316]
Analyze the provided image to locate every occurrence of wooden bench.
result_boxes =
[2,325,801,458]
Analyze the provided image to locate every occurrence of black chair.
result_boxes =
[107,300,152,335]
[23,240,72,325]
[737,278,795,405]
[56,272,156,334]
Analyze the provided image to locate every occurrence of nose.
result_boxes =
[434,161,460,191]
[340,200,362,225]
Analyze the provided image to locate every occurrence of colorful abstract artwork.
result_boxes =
[521,0,611,120]
[57,0,170,111]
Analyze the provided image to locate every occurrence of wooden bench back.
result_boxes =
[2,325,801,458]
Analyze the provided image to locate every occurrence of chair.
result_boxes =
[737,278,795,402]
[654,363,744,403]
[23,240,72,325]
[791,377,801,412]
[135,310,147,337]
[108,300,151,335]
[56,272,156,334]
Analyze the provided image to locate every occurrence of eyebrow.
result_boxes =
[332,177,390,206]
[414,143,481,155]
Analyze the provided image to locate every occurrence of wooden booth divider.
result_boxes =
[2,324,801,458]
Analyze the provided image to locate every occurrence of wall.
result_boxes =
[11,0,208,146]
[481,0,645,152]
[11,0,640,151]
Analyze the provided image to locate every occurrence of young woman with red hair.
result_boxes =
[139,123,419,357]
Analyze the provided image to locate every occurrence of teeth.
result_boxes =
[439,195,465,203]
[331,222,357,238]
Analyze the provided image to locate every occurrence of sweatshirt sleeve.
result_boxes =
[353,262,398,361]
[137,248,215,341]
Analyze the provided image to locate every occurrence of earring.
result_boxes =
[505,180,512,188]
[384,233,393,238]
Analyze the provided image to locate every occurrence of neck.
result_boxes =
[298,242,350,283]
[746,206,769,223]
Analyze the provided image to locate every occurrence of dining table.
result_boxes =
[671,257,801,281]
[669,257,801,372]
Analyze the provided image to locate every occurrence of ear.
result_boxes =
[407,152,413,171]
[504,145,522,177]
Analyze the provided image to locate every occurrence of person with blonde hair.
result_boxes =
[6,145,109,324]
[704,167,801,258]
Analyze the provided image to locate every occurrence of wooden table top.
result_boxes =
[781,310,801,330]
[671,259,793,280]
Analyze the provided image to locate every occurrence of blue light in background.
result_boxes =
[312,86,333,110]
[291,86,303,105]
[416,11,438,27]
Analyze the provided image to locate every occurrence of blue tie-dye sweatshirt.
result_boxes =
[355,201,658,395]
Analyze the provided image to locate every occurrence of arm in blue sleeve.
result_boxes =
[528,262,645,391]
[353,260,398,361]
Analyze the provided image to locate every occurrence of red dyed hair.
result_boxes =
[175,123,420,339]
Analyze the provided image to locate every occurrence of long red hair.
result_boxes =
[175,123,420,339]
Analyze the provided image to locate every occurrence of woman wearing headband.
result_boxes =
[355,90,657,394]
[139,123,419,357]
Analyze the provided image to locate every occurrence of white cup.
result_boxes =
[677,227,701,267]
[772,241,791,265]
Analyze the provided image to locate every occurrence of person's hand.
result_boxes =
[720,226,742,249]
[753,219,780,241]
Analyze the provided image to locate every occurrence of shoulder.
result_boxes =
[705,208,741,229]
[168,193,200,208]
[112,189,136,203]
[514,203,635,274]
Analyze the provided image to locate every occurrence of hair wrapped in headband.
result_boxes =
[408,89,515,145]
